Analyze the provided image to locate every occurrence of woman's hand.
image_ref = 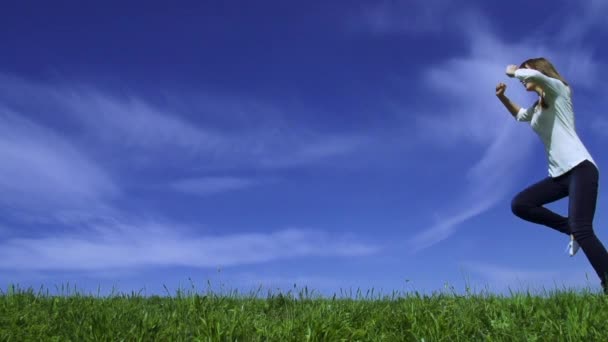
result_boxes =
[496,83,522,117]
[496,82,507,97]
[505,64,518,77]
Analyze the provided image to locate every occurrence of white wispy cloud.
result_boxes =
[0,73,379,277]
[0,106,119,212]
[406,123,533,253]
[556,0,608,43]
[254,134,369,169]
[346,0,456,35]
[0,219,379,271]
[0,74,370,172]
[61,90,226,152]
[169,177,260,196]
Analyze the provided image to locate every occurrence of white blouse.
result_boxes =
[513,68,597,177]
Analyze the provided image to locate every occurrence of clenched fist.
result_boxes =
[496,82,507,97]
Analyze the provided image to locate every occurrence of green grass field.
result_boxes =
[1,281,607,341]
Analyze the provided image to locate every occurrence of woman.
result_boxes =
[495,57,608,294]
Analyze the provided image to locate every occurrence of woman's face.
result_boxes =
[521,79,535,91]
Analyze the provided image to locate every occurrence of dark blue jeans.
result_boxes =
[511,159,608,288]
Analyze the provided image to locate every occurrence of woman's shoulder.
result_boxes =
[546,82,571,100]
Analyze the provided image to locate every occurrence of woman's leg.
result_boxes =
[568,160,608,287]
[511,176,570,235]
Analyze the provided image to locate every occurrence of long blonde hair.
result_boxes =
[519,57,569,109]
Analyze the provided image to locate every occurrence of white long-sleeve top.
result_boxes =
[513,68,597,177]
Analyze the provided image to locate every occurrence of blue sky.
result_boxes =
[2,0,608,298]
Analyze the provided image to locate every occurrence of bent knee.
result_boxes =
[511,197,528,217]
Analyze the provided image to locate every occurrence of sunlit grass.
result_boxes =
[1,280,607,341]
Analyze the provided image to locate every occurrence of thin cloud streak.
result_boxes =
[0,74,371,171]
[406,123,533,254]
[63,92,225,152]
[254,135,369,169]
[169,177,259,196]
[0,220,380,271]
[556,0,608,43]
[404,25,537,253]
[347,0,456,35]
[0,106,119,212]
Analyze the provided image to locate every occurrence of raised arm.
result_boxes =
[510,67,566,98]
[496,82,532,121]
